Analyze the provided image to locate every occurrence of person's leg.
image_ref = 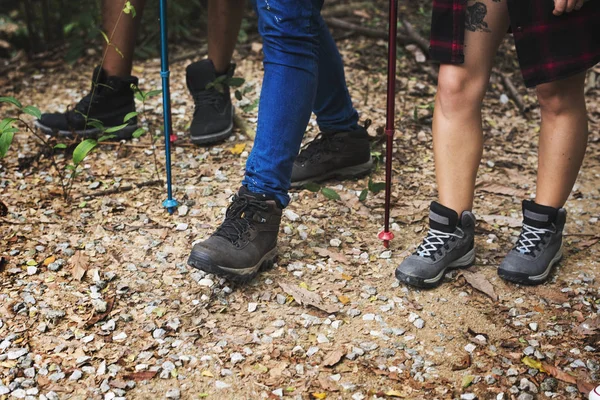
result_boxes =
[396,0,510,288]
[433,0,511,216]
[186,0,244,145]
[102,0,147,77]
[207,0,245,74]
[242,0,325,206]
[497,72,588,285]
[535,72,588,208]
[290,16,372,188]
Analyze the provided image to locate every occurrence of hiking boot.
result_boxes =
[35,66,138,139]
[395,201,476,289]
[187,186,282,282]
[186,60,234,145]
[498,200,565,285]
[290,123,373,188]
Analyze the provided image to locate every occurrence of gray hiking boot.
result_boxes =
[498,200,565,285]
[395,201,476,289]
[187,186,282,283]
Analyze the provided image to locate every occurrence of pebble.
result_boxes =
[198,278,214,288]
[0,386,9,395]
[248,303,258,312]
[230,353,245,365]
[284,209,300,222]
[92,299,108,313]
[413,319,425,329]
[165,388,181,399]
[113,332,127,341]
[306,346,319,357]
[347,309,361,318]
[177,205,189,216]
[153,329,166,339]
[540,377,557,392]
[330,238,341,247]
[317,334,330,344]
[175,223,188,231]
[529,322,538,331]
[69,370,83,381]
[464,343,476,353]
[517,393,534,400]
[7,348,28,360]
[11,389,26,399]
[215,381,231,389]
[461,394,476,400]
[27,266,38,275]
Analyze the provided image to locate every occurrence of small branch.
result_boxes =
[494,70,528,117]
[400,19,430,54]
[81,179,163,199]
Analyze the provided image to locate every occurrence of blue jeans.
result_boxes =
[242,0,359,207]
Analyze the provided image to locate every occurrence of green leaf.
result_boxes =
[146,89,162,98]
[72,139,98,165]
[321,187,340,201]
[123,111,139,122]
[461,375,474,388]
[134,91,144,102]
[132,128,146,138]
[0,131,14,158]
[103,123,129,133]
[368,179,385,194]
[235,90,243,101]
[112,44,124,59]
[227,77,245,87]
[54,143,67,149]
[22,105,42,119]
[99,29,110,44]
[0,97,22,109]
[123,1,136,18]
[0,118,17,132]
[87,120,105,131]
[303,182,321,193]
[98,134,117,142]
[359,189,368,202]
[65,164,77,171]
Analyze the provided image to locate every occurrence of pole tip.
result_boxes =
[378,230,394,247]
[162,199,179,214]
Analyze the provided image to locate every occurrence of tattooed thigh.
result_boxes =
[465,0,499,32]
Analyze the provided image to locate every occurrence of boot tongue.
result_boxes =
[186,59,218,93]
[429,201,458,233]
[522,200,558,229]
[238,186,282,209]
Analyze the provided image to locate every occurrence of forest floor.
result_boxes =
[1,3,600,400]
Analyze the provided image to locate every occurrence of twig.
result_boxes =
[495,70,528,117]
[81,179,163,198]
[233,111,255,140]
[400,19,430,54]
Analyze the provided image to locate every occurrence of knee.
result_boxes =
[436,67,487,116]
[536,81,581,117]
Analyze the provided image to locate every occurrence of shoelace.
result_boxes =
[214,195,269,244]
[515,223,554,255]
[416,228,463,258]
[296,132,341,163]
[192,90,224,112]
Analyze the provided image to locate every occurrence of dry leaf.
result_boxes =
[461,270,498,301]
[84,296,116,328]
[574,317,600,336]
[577,379,596,395]
[311,393,327,399]
[522,356,545,372]
[337,295,350,305]
[542,362,577,384]
[322,348,345,367]
[229,143,246,155]
[451,354,471,371]
[43,255,55,266]
[69,251,89,281]
[201,370,214,377]
[279,282,339,314]
[318,374,338,392]
[122,370,158,381]
[385,389,406,398]
[313,247,349,264]
[476,181,526,197]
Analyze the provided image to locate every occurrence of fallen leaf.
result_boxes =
[313,247,349,264]
[69,251,89,281]
[461,270,498,301]
[322,348,345,367]
[461,375,474,388]
[574,317,600,336]
[451,354,471,371]
[337,295,350,305]
[201,370,214,377]
[577,379,596,395]
[311,393,327,399]
[385,389,406,398]
[279,282,339,314]
[43,255,55,266]
[476,181,526,197]
[318,374,338,392]
[542,362,577,384]
[522,357,545,372]
[229,143,246,155]
[84,296,116,328]
[122,370,158,381]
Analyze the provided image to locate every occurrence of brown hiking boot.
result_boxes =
[187,186,282,282]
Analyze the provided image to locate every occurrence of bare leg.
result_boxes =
[208,0,245,74]
[535,72,588,208]
[433,0,510,216]
[102,0,147,77]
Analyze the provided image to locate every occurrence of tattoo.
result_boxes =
[465,2,491,32]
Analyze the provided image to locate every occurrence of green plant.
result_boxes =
[129,84,163,179]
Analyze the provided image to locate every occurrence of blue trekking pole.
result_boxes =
[159,0,178,214]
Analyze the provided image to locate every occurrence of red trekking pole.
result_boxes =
[378,0,398,248]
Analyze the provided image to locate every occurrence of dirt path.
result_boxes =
[1,29,600,400]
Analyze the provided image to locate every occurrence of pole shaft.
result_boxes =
[159,0,174,201]
[383,0,398,234]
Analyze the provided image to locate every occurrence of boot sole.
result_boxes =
[187,247,277,284]
[34,120,138,140]
[290,158,374,189]
[190,122,234,145]
[497,246,563,286]
[395,248,475,289]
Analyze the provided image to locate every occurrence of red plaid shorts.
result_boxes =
[429,0,600,87]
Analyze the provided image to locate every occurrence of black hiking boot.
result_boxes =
[497,200,566,285]
[186,60,235,145]
[35,66,138,139]
[290,123,373,188]
[395,202,476,289]
[187,186,282,282]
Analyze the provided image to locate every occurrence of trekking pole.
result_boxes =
[378,0,398,248]
[159,0,178,214]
